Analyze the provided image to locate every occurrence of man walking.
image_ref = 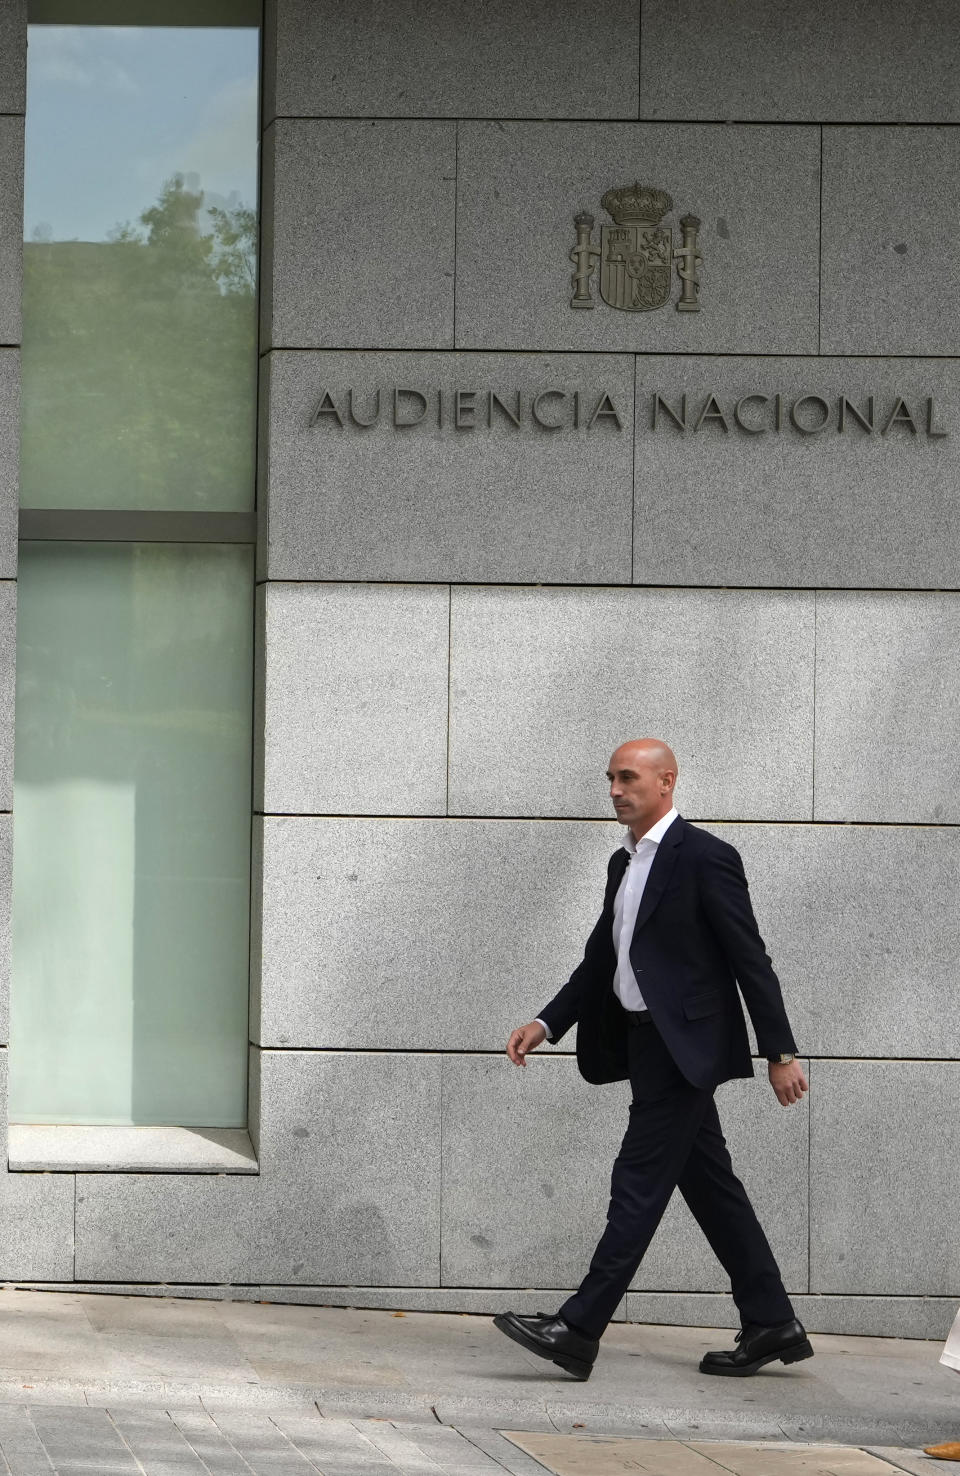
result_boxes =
[494,738,810,1382]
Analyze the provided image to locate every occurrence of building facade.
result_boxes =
[0,0,958,1339]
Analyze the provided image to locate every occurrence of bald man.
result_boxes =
[494,740,811,1382]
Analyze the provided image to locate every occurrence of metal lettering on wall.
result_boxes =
[570,183,702,313]
[306,387,949,442]
[309,387,625,431]
[648,393,949,438]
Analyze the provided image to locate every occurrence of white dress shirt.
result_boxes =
[537,807,678,1039]
[611,807,678,1011]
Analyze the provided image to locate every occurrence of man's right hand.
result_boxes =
[506,1020,547,1066]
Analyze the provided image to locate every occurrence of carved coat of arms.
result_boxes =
[570,183,702,313]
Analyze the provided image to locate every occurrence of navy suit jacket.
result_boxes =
[537,815,798,1090]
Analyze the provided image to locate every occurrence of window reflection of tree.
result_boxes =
[21,173,257,512]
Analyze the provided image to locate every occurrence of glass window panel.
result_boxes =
[21,20,258,510]
[9,542,253,1126]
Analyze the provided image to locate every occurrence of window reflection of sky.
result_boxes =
[24,26,258,243]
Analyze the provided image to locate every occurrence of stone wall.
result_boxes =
[0,0,957,1338]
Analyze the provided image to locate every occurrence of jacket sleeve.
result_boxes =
[536,851,622,1044]
[698,840,798,1058]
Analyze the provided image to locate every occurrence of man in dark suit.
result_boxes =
[494,738,811,1383]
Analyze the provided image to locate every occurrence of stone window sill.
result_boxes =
[7,1124,259,1174]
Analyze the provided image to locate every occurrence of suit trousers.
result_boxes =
[559,1013,795,1341]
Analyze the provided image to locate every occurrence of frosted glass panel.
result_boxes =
[20,24,258,510]
[9,543,253,1125]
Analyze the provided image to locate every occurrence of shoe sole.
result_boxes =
[492,1313,594,1382]
[699,1339,815,1376]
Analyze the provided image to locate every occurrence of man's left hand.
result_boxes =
[769,1059,808,1105]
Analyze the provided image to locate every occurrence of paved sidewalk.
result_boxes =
[0,1287,955,1472]
[0,1413,947,1475]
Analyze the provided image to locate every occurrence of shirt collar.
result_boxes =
[623,807,679,855]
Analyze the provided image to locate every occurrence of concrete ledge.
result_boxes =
[7,1125,259,1174]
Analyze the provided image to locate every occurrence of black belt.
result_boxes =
[623,1007,652,1026]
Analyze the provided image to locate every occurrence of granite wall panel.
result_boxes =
[263,0,639,122]
[259,581,449,817]
[256,817,953,1059]
[440,1053,628,1288]
[0,1165,75,1281]
[251,582,266,809]
[76,1052,441,1286]
[810,1061,960,1295]
[632,356,960,589]
[248,816,264,1045]
[0,115,23,347]
[0,351,19,579]
[255,816,620,1049]
[440,1053,808,1292]
[821,128,960,355]
[75,1172,262,1284]
[247,1043,262,1162]
[261,350,634,584]
[0,578,14,813]
[0,1051,75,1281]
[639,0,960,122]
[253,1050,441,1286]
[448,585,815,821]
[455,122,820,353]
[0,0,25,116]
[713,824,960,1062]
[814,592,960,824]
[261,120,455,351]
[256,137,276,458]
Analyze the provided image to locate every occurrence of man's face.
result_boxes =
[606,749,669,832]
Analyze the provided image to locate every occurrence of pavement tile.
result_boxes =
[29,1406,141,1470]
[506,1432,723,1472]
[688,1443,903,1474]
[0,1404,53,1475]
[865,1449,949,1476]
[503,1433,906,1474]
[106,1407,212,1472]
[352,1417,450,1472]
[397,1421,512,1473]
[269,1413,400,1474]
[203,1411,319,1473]
[661,1412,795,1443]
[168,1408,259,1473]
[457,1425,555,1475]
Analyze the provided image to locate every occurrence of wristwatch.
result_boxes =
[767,1053,796,1065]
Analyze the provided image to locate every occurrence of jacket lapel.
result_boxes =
[630,814,685,937]
[607,847,630,907]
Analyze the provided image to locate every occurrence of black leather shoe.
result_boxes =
[699,1318,814,1376]
[493,1310,599,1381]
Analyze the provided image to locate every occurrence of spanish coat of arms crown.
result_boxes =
[600,183,673,226]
